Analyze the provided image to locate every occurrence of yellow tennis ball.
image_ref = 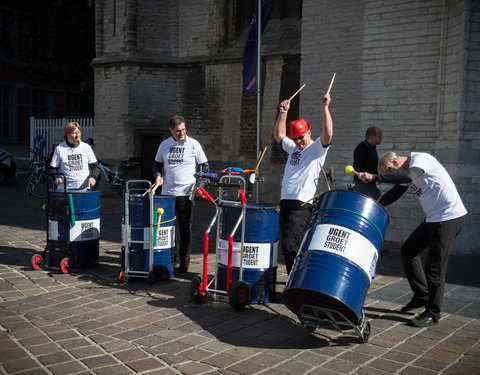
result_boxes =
[345,165,354,174]
[157,208,164,215]
[42,204,46,211]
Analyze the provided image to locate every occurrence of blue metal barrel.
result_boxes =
[122,194,175,279]
[47,189,100,269]
[283,190,389,324]
[217,203,279,303]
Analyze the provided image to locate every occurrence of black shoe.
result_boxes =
[400,297,427,312]
[410,310,438,327]
[178,263,188,273]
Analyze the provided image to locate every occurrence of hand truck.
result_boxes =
[118,180,156,284]
[31,173,74,274]
[297,305,371,343]
[189,174,251,311]
[118,180,174,285]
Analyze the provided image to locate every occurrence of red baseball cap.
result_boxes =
[289,118,311,139]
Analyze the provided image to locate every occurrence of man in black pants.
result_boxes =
[153,115,209,273]
[359,151,467,327]
[273,93,333,274]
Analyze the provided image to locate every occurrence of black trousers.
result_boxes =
[174,196,194,266]
[401,215,465,317]
[279,199,313,274]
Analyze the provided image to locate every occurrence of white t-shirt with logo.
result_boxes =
[50,141,97,190]
[408,152,467,222]
[155,135,208,196]
[280,137,329,202]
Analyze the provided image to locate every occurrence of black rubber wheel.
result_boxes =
[31,254,44,270]
[147,270,155,285]
[361,321,371,343]
[229,280,250,311]
[26,168,47,198]
[189,275,206,304]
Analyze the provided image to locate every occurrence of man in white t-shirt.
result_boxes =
[273,93,333,274]
[50,122,100,190]
[359,151,467,327]
[153,115,209,273]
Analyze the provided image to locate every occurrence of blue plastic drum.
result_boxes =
[122,194,175,279]
[216,203,279,303]
[47,189,100,269]
[283,190,389,324]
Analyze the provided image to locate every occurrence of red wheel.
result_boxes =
[117,269,125,283]
[59,258,71,274]
[31,254,44,270]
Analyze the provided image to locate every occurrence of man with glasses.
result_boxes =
[153,115,209,273]
[273,93,333,274]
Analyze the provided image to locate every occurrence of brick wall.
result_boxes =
[93,0,480,252]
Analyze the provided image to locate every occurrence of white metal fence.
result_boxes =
[29,117,94,157]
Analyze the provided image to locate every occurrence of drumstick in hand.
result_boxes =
[345,165,359,177]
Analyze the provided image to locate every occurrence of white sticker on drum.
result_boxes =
[217,239,278,269]
[48,220,59,240]
[69,219,100,242]
[142,226,175,249]
[306,224,378,279]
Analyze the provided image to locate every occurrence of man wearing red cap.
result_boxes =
[274,93,333,274]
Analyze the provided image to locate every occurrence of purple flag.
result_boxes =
[242,0,275,91]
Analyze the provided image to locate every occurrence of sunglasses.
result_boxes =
[293,134,305,141]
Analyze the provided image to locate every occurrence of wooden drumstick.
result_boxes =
[254,147,267,173]
[345,165,359,177]
[326,73,336,94]
[288,84,306,101]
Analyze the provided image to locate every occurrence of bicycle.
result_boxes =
[26,156,49,198]
[98,160,139,193]
[25,149,50,198]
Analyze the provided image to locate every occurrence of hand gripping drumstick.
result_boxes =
[326,73,336,94]
[345,165,360,177]
[288,84,306,101]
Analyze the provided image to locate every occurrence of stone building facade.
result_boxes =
[92,0,479,253]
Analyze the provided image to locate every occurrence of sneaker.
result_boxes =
[410,310,438,327]
[400,297,427,312]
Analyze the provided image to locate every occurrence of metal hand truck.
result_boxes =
[189,174,251,311]
[31,173,74,274]
[118,180,157,284]
[297,305,371,343]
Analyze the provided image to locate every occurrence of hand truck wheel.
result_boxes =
[189,275,206,304]
[59,257,71,274]
[117,269,125,284]
[360,321,371,343]
[31,254,44,270]
[229,280,250,311]
[147,270,155,285]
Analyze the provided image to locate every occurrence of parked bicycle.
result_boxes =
[98,159,140,193]
[25,150,50,198]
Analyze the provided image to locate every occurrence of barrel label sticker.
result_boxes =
[70,219,100,242]
[48,220,59,240]
[218,239,278,269]
[307,224,378,279]
[142,226,175,249]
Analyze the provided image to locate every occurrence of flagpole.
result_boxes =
[256,0,261,204]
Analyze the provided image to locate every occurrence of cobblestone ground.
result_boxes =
[1,176,479,375]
